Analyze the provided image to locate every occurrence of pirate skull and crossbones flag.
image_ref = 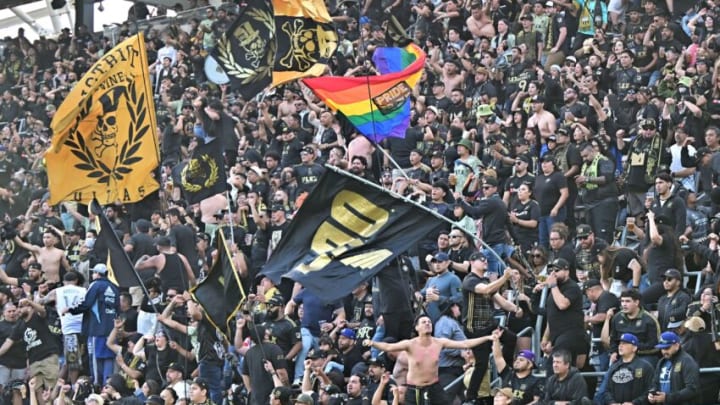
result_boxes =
[45,34,160,205]
[208,0,338,101]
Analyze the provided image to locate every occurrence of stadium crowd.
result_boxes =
[2,0,720,404]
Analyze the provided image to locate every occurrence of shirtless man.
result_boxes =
[430,60,464,97]
[348,134,375,171]
[527,95,557,140]
[363,315,493,405]
[466,2,495,39]
[277,88,298,118]
[13,230,69,284]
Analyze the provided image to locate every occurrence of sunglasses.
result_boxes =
[642,125,655,130]
[482,185,493,189]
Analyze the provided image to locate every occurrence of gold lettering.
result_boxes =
[340,250,393,267]
[296,190,390,273]
[330,190,388,236]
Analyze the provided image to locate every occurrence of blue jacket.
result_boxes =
[70,277,119,337]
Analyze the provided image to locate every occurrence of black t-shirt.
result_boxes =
[498,365,544,404]
[510,199,540,249]
[504,173,536,208]
[263,317,300,355]
[196,317,224,365]
[268,222,290,256]
[590,291,619,337]
[293,163,326,194]
[367,376,397,403]
[143,344,177,383]
[550,244,578,280]
[242,342,287,405]
[611,248,640,284]
[280,138,303,167]
[340,344,366,378]
[448,247,474,276]
[546,280,584,340]
[534,171,568,215]
[2,240,28,278]
[383,130,423,168]
[0,320,26,368]
[128,233,158,264]
[120,308,139,334]
[11,313,60,363]
[169,224,199,276]
[646,233,678,283]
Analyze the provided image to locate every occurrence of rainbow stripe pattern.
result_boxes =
[302,43,426,141]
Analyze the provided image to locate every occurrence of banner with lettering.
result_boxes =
[260,168,442,302]
[46,34,160,205]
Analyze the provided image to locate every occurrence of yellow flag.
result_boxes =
[45,34,160,205]
[270,0,337,87]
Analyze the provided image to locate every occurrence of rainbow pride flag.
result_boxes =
[302,43,426,141]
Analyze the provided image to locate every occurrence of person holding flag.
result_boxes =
[64,263,120,386]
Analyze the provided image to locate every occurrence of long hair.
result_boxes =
[655,223,685,270]
[598,246,646,281]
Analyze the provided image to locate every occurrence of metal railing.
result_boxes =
[443,273,714,392]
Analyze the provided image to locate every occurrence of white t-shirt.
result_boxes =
[55,285,87,334]
[669,143,696,192]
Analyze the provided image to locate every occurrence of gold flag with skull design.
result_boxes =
[45,34,160,205]
[211,0,337,100]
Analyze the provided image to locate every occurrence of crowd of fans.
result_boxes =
[1,0,720,404]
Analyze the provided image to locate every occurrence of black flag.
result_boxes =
[260,168,443,302]
[179,139,226,205]
[91,200,141,288]
[209,0,337,101]
[191,231,246,339]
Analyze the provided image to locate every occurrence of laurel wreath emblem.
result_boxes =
[63,80,148,185]
[215,9,275,84]
[181,153,220,192]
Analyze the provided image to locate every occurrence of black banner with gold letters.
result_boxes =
[210,0,337,101]
[260,169,442,302]
[180,138,226,205]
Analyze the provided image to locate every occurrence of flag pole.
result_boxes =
[91,200,160,314]
[225,189,235,249]
[375,142,411,180]
[322,164,507,267]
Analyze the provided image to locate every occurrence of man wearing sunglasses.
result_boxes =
[456,176,513,278]
[618,118,671,222]
[461,251,516,405]
[656,269,691,331]
[575,224,607,280]
[540,258,588,369]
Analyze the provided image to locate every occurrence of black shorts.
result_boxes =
[553,331,589,361]
[405,381,445,405]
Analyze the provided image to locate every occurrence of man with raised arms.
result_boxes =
[363,315,493,405]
